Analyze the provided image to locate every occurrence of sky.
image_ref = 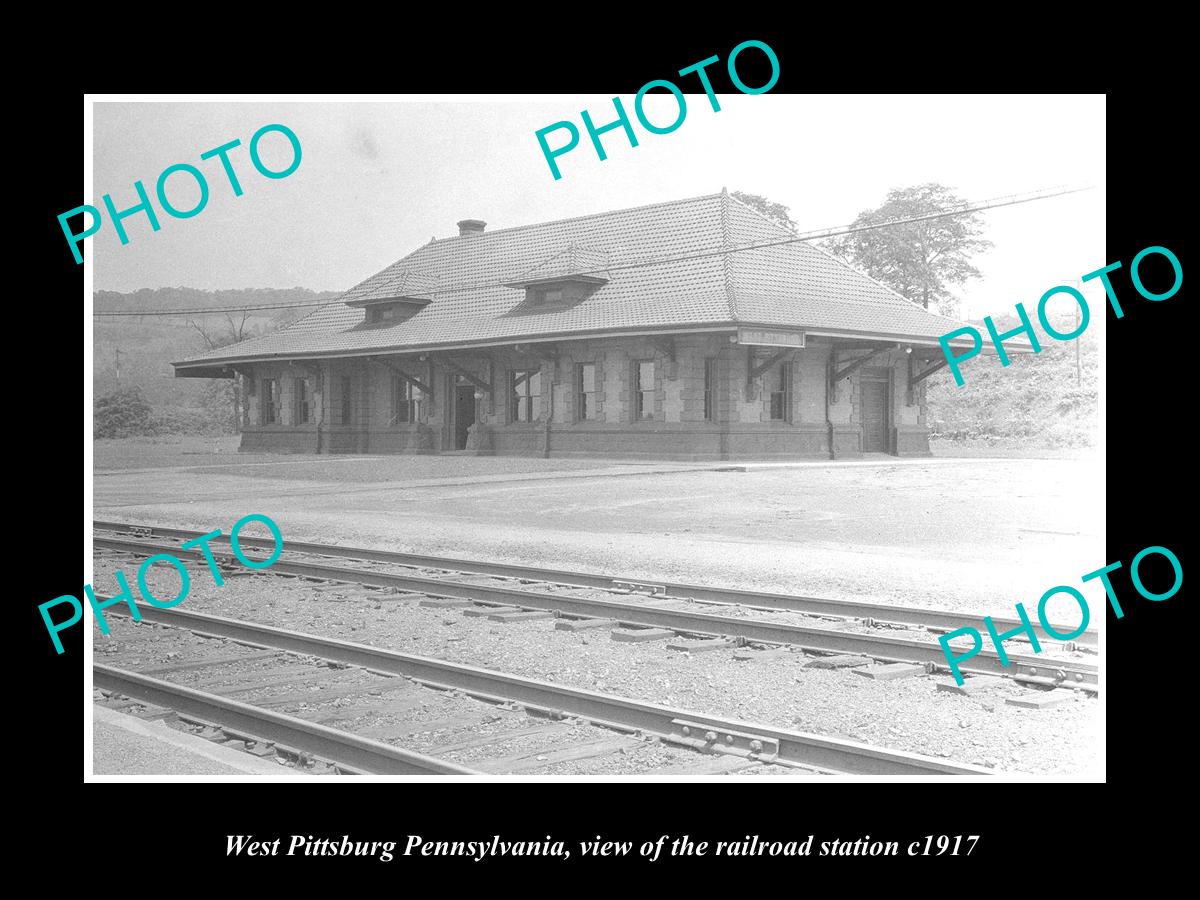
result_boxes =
[91,95,1105,320]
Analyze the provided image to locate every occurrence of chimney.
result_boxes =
[457,219,486,236]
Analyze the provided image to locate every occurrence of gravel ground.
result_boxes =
[96,615,729,776]
[94,435,247,470]
[93,555,1104,777]
[267,549,1096,666]
[95,456,1103,617]
[93,704,297,775]
[928,440,1088,459]
[95,435,659,478]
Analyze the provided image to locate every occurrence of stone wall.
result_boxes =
[236,335,932,458]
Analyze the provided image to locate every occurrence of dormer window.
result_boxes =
[368,304,402,324]
[533,286,566,306]
[342,270,437,329]
[507,281,592,314]
[345,295,432,329]
[504,245,611,315]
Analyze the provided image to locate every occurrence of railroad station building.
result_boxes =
[174,190,977,460]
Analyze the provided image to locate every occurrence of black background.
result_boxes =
[19,21,1188,881]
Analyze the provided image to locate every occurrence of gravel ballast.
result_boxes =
[93,554,1103,777]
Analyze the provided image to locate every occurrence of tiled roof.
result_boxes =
[511,244,611,285]
[343,269,440,306]
[175,191,976,370]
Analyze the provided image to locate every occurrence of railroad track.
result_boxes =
[92,523,1099,690]
[95,605,996,776]
[93,519,1098,649]
[95,664,481,775]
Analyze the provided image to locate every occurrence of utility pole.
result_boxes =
[115,347,121,385]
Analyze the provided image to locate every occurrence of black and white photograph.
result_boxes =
[77,92,1116,785]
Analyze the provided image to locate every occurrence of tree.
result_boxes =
[188,311,252,349]
[731,190,796,231]
[95,387,153,438]
[825,183,992,318]
[187,313,253,432]
[200,378,241,432]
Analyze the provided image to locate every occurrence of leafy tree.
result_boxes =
[95,387,153,438]
[201,378,241,432]
[732,190,796,231]
[825,183,992,318]
[188,313,253,431]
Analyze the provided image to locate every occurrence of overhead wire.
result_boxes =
[93,184,1092,318]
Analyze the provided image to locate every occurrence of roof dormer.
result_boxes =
[503,245,610,312]
[346,297,431,326]
[344,270,437,328]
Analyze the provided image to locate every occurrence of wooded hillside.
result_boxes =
[925,312,1099,448]
[93,288,336,435]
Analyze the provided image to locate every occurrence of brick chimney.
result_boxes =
[457,219,486,236]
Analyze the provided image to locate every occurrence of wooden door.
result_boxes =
[861,380,889,452]
[454,386,475,449]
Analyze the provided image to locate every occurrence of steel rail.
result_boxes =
[94,664,483,776]
[93,533,1098,687]
[92,520,1098,649]
[105,607,997,776]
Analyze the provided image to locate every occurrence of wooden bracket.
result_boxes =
[748,347,794,382]
[653,337,678,379]
[515,343,559,364]
[908,356,949,405]
[746,347,794,400]
[513,348,559,378]
[441,359,493,394]
[652,337,677,363]
[831,344,898,383]
[658,338,679,379]
[280,359,321,378]
[369,358,433,395]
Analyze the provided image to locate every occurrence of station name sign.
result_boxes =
[736,328,805,348]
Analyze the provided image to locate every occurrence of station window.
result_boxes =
[575,362,598,421]
[634,360,655,419]
[510,369,542,422]
[390,376,422,424]
[769,362,793,422]
[704,358,718,421]
[294,377,312,425]
[260,378,279,425]
[535,287,565,305]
